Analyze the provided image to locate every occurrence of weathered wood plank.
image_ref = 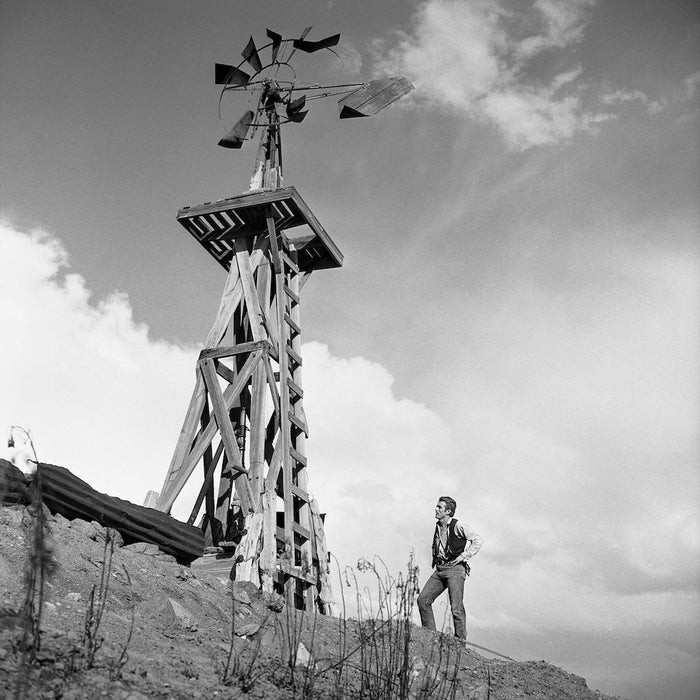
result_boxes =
[266,206,282,274]
[255,257,277,348]
[287,256,315,612]
[201,400,217,539]
[298,270,312,292]
[248,360,267,504]
[205,263,243,349]
[286,188,343,268]
[262,354,281,418]
[157,372,207,511]
[287,377,304,399]
[234,511,263,585]
[204,246,266,348]
[277,558,317,585]
[161,352,261,512]
[274,262,295,585]
[310,497,334,609]
[288,410,307,433]
[281,251,299,273]
[283,284,300,305]
[289,447,307,467]
[284,312,301,335]
[338,76,414,118]
[199,340,270,361]
[286,345,302,367]
[200,358,253,513]
[260,488,277,594]
[290,484,309,502]
[291,522,311,540]
[234,238,267,343]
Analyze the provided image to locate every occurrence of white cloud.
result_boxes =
[601,88,664,114]
[528,0,595,49]
[1,221,698,698]
[374,0,610,150]
[301,341,456,571]
[685,70,700,99]
[0,221,197,498]
[479,84,611,149]
[332,42,363,76]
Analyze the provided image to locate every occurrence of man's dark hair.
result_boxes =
[439,496,457,516]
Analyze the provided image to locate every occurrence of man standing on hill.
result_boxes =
[417,496,483,640]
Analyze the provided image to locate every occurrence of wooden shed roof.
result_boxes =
[177,186,343,273]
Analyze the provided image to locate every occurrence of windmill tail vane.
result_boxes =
[214,28,414,189]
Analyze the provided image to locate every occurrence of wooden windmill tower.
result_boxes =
[155,29,413,612]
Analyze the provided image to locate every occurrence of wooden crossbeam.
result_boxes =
[158,351,261,512]
[199,340,271,362]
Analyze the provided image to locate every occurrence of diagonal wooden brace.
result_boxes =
[200,358,254,512]
[157,351,262,512]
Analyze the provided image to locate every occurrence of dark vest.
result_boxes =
[432,518,468,567]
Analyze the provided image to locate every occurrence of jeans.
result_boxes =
[417,563,467,639]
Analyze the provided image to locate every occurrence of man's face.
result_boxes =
[435,501,450,521]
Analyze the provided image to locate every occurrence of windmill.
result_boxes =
[155,28,413,612]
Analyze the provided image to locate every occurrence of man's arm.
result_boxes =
[452,522,483,564]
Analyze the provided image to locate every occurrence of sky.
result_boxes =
[1,1,698,698]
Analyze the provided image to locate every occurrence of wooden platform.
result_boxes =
[177,186,343,273]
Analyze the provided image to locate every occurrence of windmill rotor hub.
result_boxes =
[216,28,414,166]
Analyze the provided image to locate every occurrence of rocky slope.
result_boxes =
[0,504,624,699]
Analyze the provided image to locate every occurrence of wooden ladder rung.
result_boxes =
[278,560,317,584]
[290,447,307,466]
[281,253,299,273]
[274,524,311,546]
[292,522,311,540]
[287,377,304,398]
[284,312,301,335]
[286,345,302,366]
[291,484,310,501]
[284,285,300,305]
[288,410,307,433]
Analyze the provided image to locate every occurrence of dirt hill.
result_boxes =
[0,503,624,699]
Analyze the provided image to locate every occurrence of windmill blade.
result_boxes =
[288,110,308,123]
[286,95,308,123]
[266,29,283,63]
[286,26,313,63]
[241,36,263,73]
[338,76,414,118]
[214,63,250,86]
[218,110,255,149]
[293,33,340,53]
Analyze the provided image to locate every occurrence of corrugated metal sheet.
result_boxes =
[0,459,30,504]
[0,460,204,565]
